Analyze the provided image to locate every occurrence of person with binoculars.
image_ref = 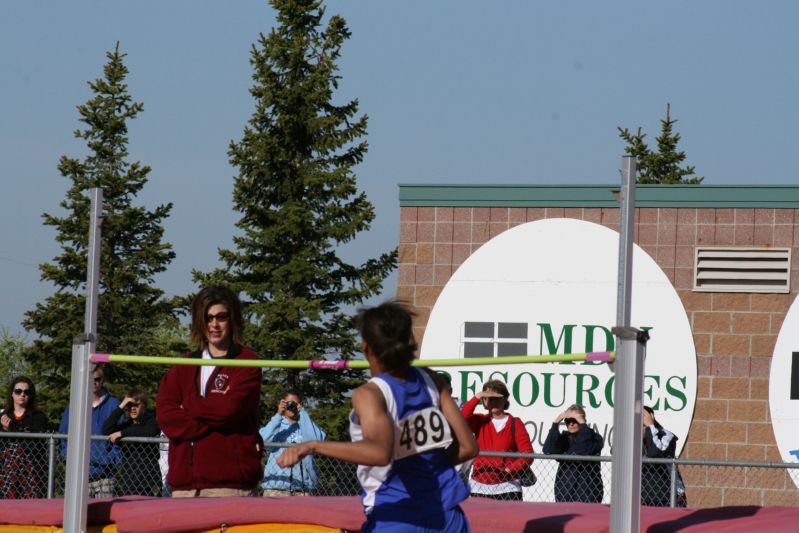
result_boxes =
[542,404,604,503]
[260,389,326,496]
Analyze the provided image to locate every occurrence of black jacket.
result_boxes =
[543,422,604,503]
[102,407,160,439]
[641,425,683,506]
[102,407,162,496]
[2,409,48,433]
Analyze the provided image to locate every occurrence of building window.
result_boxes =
[462,322,528,357]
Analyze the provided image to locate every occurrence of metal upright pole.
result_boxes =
[615,157,635,330]
[64,188,103,533]
[84,188,103,353]
[63,336,94,532]
[610,157,645,533]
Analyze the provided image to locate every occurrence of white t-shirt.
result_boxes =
[200,348,215,397]
[491,416,509,433]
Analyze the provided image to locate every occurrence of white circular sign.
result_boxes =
[769,296,799,487]
[420,218,697,500]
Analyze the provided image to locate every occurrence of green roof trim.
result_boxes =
[398,184,799,208]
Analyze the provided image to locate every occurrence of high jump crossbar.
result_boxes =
[90,351,614,369]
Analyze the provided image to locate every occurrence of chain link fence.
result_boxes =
[2,432,797,506]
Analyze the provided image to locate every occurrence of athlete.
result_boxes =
[278,301,478,532]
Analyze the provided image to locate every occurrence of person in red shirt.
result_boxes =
[157,285,263,497]
[461,380,533,500]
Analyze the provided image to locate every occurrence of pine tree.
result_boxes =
[0,328,31,381]
[23,44,177,421]
[197,0,396,440]
[618,103,704,184]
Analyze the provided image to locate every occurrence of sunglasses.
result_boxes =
[563,418,579,425]
[127,402,142,409]
[206,312,230,323]
[93,377,104,383]
[13,388,31,396]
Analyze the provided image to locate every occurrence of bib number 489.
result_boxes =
[395,407,453,460]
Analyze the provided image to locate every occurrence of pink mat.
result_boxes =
[1,496,797,532]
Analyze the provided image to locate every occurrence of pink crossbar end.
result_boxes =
[586,351,612,362]
[309,360,348,369]
[92,353,111,363]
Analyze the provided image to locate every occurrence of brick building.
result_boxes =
[397,183,799,506]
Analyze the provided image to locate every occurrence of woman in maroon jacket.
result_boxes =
[157,285,263,497]
[461,380,533,500]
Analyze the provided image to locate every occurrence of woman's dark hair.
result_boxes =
[482,379,511,410]
[357,301,417,374]
[283,389,303,403]
[190,285,245,349]
[127,389,149,409]
[643,405,663,430]
[5,376,38,414]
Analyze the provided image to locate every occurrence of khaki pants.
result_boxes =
[172,487,255,498]
[88,477,114,499]
[262,488,310,497]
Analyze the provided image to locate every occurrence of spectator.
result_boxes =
[157,285,263,498]
[277,302,478,533]
[543,404,604,503]
[101,389,161,496]
[641,406,687,507]
[59,365,123,498]
[260,389,326,496]
[0,376,48,499]
[461,380,534,501]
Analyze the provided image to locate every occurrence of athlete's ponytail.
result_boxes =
[357,301,417,374]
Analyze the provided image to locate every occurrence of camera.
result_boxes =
[286,400,299,413]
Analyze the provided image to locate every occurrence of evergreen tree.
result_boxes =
[23,44,177,421]
[0,328,32,383]
[618,103,704,184]
[197,0,396,440]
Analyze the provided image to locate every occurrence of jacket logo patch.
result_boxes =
[212,373,230,394]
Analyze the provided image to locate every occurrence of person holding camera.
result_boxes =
[260,389,326,496]
[461,380,534,501]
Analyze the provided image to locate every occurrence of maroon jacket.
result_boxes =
[156,344,263,492]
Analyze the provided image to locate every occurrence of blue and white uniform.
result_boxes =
[350,367,470,532]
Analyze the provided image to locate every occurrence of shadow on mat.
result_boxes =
[523,513,579,533]
[646,506,760,532]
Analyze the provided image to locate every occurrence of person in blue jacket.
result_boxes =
[542,404,604,503]
[260,389,326,495]
[59,365,123,498]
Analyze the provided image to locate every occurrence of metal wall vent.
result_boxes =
[694,247,791,293]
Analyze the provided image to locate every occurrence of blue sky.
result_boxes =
[1,1,798,336]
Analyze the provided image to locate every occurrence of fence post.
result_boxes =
[669,461,677,507]
[48,435,56,499]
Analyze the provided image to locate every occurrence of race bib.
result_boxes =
[394,406,453,460]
